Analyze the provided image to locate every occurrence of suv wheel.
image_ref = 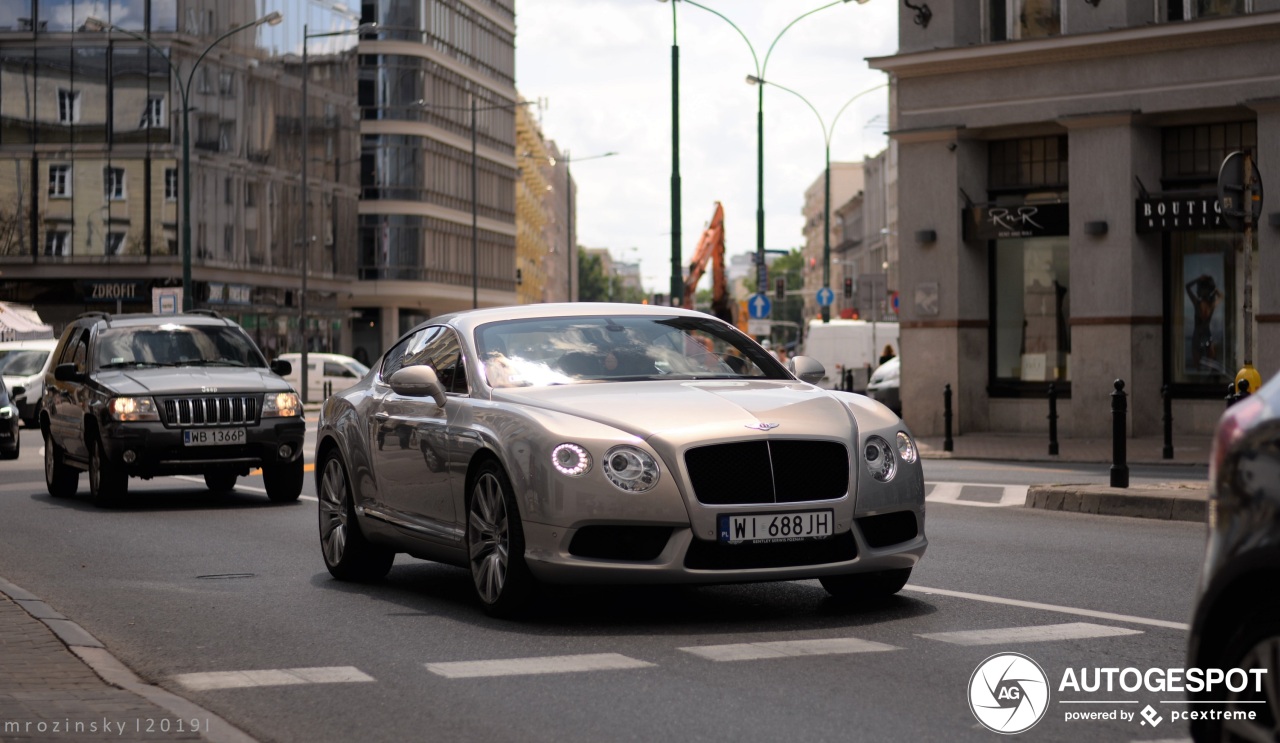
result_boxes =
[43,429,78,498]
[263,459,304,502]
[89,437,128,506]
[204,472,238,493]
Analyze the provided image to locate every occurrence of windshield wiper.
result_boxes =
[98,361,178,369]
[181,359,248,367]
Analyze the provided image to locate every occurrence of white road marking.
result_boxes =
[904,585,1190,631]
[174,666,373,691]
[425,653,654,679]
[679,637,899,662]
[926,482,1028,507]
[918,621,1142,646]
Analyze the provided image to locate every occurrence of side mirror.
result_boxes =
[270,359,292,377]
[10,385,24,400]
[787,355,826,385]
[54,363,81,383]
[388,365,447,408]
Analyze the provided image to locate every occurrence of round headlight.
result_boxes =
[864,436,897,482]
[896,431,917,463]
[602,445,660,493]
[551,443,591,476]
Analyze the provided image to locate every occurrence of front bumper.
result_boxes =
[99,418,306,477]
[0,419,17,452]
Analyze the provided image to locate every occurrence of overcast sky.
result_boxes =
[515,0,900,294]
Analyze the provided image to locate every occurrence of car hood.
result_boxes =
[491,379,857,442]
[92,368,291,396]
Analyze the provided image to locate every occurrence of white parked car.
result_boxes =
[0,339,58,426]
[277,352,370,402]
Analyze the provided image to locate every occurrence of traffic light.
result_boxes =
[775,277,785,301]
[842,277,853,299]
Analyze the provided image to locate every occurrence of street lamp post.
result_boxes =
[562,151,619,302]
[746,78,886,323]
[103,12,284,313]
[301,23,374,403]
[658,0,867,295]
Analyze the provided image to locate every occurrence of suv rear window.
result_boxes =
[95,324,267,369]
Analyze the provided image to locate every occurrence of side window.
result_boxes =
[381,327,438,381]
[324,361,357,378]
[71,333,89,374]
[426,329,467,395]
[57,328,82,367]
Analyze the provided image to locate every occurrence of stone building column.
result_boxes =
[1250,102,1280,383]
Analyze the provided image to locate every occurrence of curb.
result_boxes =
[1024,483,1208,522]
[0,576,258,743]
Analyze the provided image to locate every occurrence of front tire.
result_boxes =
[820,567,912,600]
[1194,613,1280,742]
[263,458,304,502]
[204,471,238,493]
[466,460,535,618]
[318,452,394,582]
[89,437,128,506]
[43,429,78,498]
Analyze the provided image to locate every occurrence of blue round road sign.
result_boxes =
[747,293,772,319]
[816,287,834,307]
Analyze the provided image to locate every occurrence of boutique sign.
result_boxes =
[1136,195,1224,233]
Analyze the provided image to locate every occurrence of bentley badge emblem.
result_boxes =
[744,422,780,431]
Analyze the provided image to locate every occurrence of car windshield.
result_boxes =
[0,349,50,376]
[475,315,789,389]
[94,325,267,369]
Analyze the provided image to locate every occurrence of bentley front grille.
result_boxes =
[162,396,258,427]
[684,440,849,505]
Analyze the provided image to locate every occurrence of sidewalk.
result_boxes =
[916,432,1212,522]
[0,578,253,743]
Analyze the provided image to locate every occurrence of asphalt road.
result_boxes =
[0,426,1208,742]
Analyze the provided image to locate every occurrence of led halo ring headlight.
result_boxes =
[896,431,918,463]
[602,445,660,493]
[864,435,897,482]
[551,443,591,476]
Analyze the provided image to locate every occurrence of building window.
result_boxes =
[988,0,1060,40]
[992,237,1071,384]
[48,165,72,197]
[989,136,1068,192]
[1167,0,1249,20]
[224,177,234,205]
[45,230,70,256]
[197,67,212,94]
[223,225,234,258]
[1161,121,1257,186]
[57,89,80,124]
[165,168,178,200]
[219,122,234,152]
[219,71,234,97]
[106,232,126,256]
[140,96,166,128]
[104,167,126,200]
[245,183,257,207]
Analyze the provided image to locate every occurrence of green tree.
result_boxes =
[577,249,608,301]
[770,248,806,347]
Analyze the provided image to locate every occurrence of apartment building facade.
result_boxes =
[871,0,1280,438]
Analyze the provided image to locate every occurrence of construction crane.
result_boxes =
[682,202,733,324]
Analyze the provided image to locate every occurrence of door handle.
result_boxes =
[374,411,390,421]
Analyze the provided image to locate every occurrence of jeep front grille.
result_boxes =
[162,396,258,427]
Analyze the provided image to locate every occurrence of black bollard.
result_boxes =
[1047,383,1059,456]
[943,384,954,453]
[1162,384,1173,460]
[1226,381,1239,409]
[1237,378,1251,400]
[1110,379,1129,488]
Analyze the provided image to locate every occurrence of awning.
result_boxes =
[0,302,55,342]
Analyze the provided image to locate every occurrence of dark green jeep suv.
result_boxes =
[41,311,306,505]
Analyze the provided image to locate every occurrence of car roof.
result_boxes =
[429,302,721,336]
[77,312,234,329]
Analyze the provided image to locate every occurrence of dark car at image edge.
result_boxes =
[40,310,306,505]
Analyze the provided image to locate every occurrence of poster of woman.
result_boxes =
[1183,252,1226,376]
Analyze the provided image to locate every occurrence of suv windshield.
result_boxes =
[94,324,267,370]
[0,349,50,376]
[475,315,789,389]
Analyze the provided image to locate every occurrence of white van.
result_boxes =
[0,338,58,426]
[802,319,899,390]
[276,352,370,402]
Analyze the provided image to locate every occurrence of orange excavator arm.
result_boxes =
[682,202,733,323]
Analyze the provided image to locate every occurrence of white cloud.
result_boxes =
[517,0,897,293]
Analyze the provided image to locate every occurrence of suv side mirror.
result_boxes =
[54,363,82,383]
[10,385,24,400]
[270,359,292,377]
[786,356,826,385]
[388,366,447,408]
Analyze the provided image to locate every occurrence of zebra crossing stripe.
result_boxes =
[918,622,1143,646]
[425,653,655,679]
[679,637,899,662]
[174,666,374,691]
[926,482,1029,507]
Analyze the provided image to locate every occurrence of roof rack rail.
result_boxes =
[77,311,112,325]
[184,309,223,319]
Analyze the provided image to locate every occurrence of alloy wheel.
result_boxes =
[1221,636,1280,742]
[468,472,509,605]
[319,458,348,567]
[43,434,54,484]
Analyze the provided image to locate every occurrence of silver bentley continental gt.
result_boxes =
[315,303,926,616]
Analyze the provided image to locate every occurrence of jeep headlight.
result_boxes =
[108,396,159,422]
[262,391,302,418]
[602,445,660,493]
[864,436,897,482]
[0,405,13,419]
